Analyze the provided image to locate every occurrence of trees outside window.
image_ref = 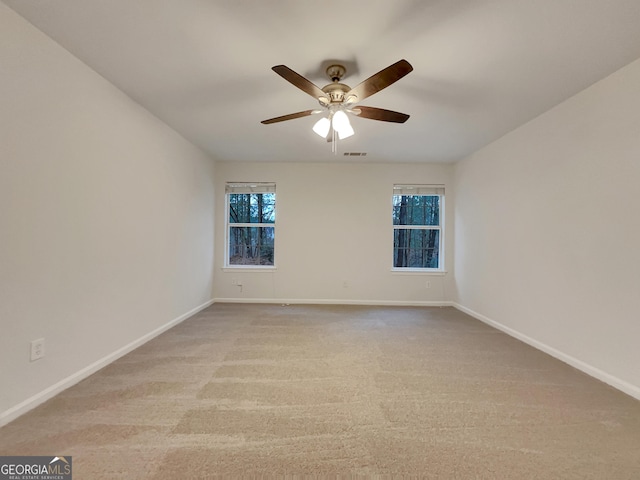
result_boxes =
[226,183,275,267]
[393,185,444,270]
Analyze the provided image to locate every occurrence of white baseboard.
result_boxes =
[452,303,640,401]
[213,297,452,307]
[0,299,215,427]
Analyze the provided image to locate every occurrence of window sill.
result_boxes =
[222,267,277,273]
[391,269,447,276]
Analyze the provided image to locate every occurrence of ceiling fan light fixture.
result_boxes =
[312,117,331,137]
[332,110,353,139]
[337,122,354,140]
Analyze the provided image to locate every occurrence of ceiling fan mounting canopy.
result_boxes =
[261,59,413,129]
[326,64,346,82]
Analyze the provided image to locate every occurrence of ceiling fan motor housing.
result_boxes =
[322,82,350,103]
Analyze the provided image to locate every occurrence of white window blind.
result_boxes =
[225,182,276,194]
[393,184,445,195]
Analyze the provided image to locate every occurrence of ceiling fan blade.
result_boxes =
[261,109,317,124]
[272,65,329,104]
[346,59,413,103]
[353,106,410,123]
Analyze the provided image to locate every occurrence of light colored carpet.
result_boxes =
[1,304,639,478]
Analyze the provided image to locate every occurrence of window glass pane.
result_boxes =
[228,226,275,265]
[392,195,439,226]
[393,229,440,268]
[229,193,275,223]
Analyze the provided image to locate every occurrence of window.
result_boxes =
[392,185,444,270]
[226,183,275,267]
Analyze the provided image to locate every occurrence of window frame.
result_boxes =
[391,185,445,273]
[224,182,276,269]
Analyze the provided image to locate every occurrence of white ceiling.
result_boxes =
[4,0,640,163]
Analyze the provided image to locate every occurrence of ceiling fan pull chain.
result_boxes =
[332,129,337,155]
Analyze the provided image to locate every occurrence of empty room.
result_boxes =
[1,1,639,478]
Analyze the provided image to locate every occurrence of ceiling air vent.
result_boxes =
[343,152,367,156]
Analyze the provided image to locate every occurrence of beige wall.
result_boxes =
[0,4,215,424]
[214,161,454,305]
[453,58,640,398]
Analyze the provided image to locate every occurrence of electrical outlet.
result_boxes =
[30,338,45,361]
[425,281,431,289]
[343,281,349,288]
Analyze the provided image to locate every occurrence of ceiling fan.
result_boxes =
[261,59,413,142]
